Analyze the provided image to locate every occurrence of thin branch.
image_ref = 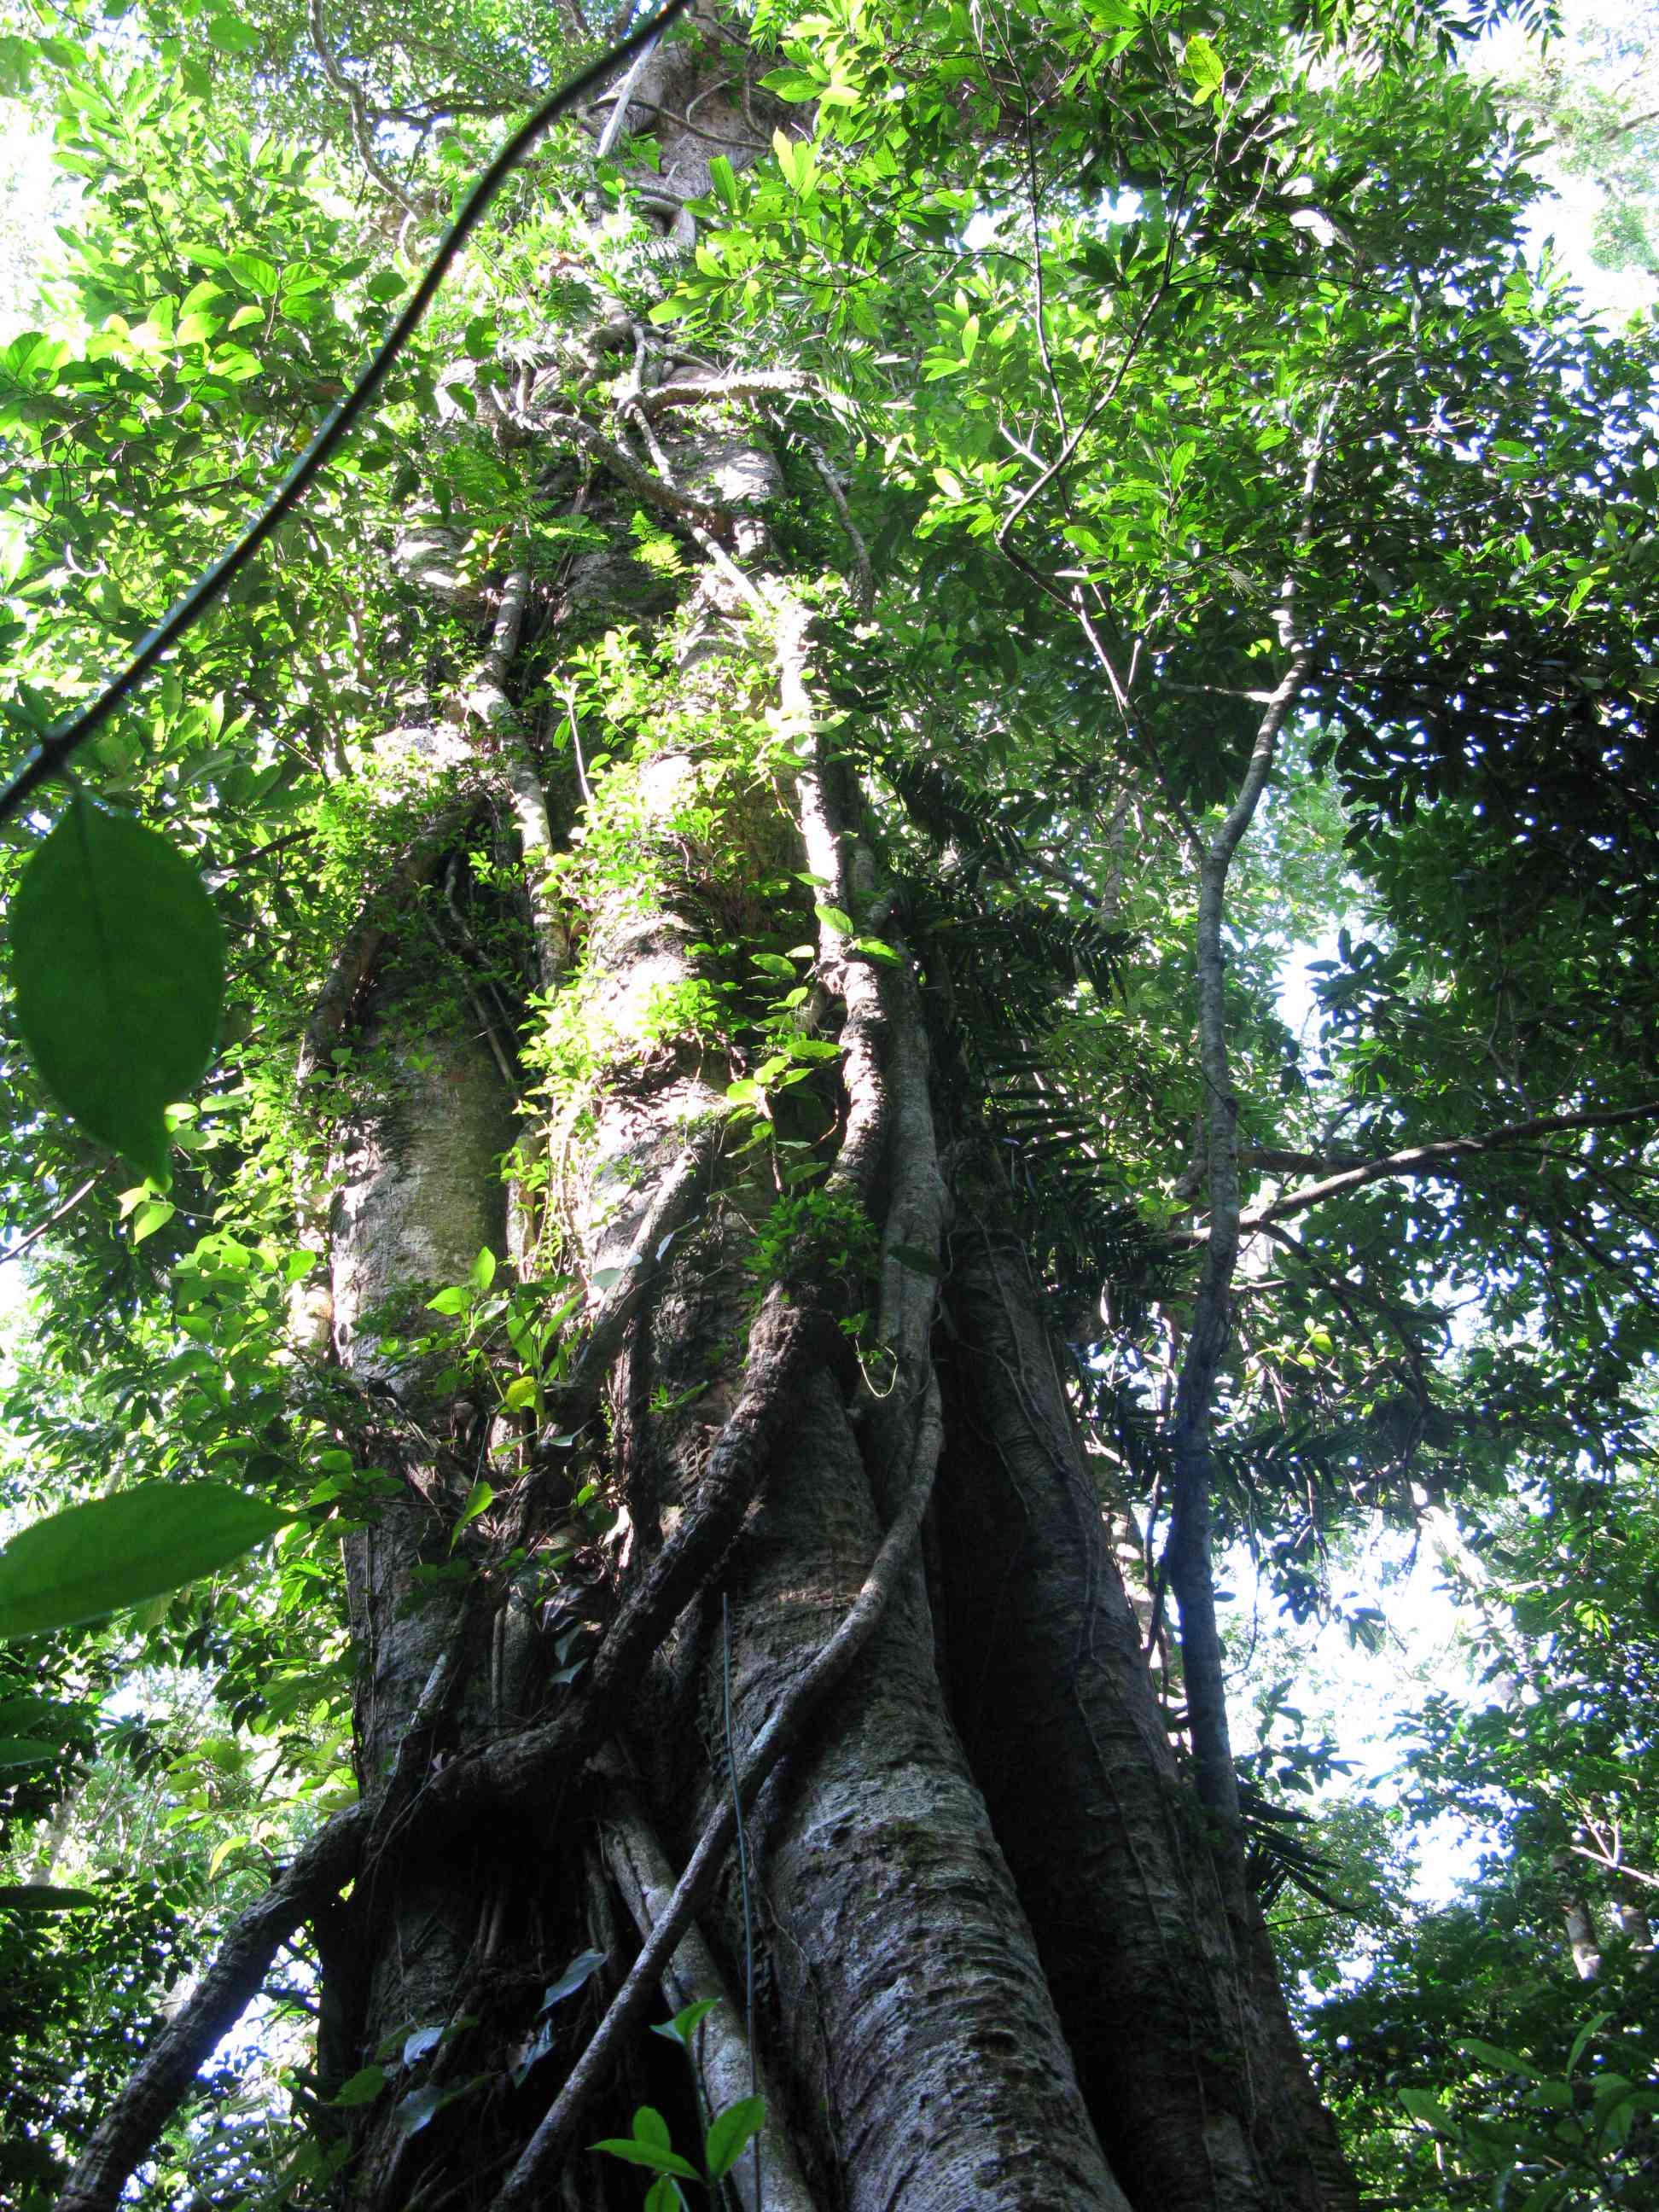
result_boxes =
[1164,396,1334,1838]
[781,419,874,609]
[1237,1097,1659,1236]
[3,1170,105,1266]
[1569,1842,1659,1890]
[306,0,427,217]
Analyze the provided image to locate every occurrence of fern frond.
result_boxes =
[874,752,1029,870]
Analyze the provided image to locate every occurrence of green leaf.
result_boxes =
[9,797,224,1186]
[333,2064,387,2108]
[469,1246,497,1291]
[207,1834,249,1879]
[1461,2038,1540,2077]
[0,1883,97,1911]
[450,1481,493,1549]
[539,1947,606,2011]
[591,2139,702,2182]
[426,1285,470,1315]
[393,2077,487,2137]
[708,155,738,210]
[1566,2011,1612,2073]
[1183,33,1224,101]
[0,1482,291,1640]
[813,904,854,934]
[0,1738,58,1767]
[704,2097,766,2181]
[760,68,821,102]
[131,1199,175,1243]
[206,15,259,54]
[227,250,279,295]
[1399,2086,1450,2129]
[650,1996,719,2047]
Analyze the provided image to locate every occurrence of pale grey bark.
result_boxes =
[669,1372,1127,2212]
[600,1777,819,2212]
[325,1011,515,2202]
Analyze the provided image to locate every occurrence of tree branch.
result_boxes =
[1237,1097,1659,1236]
[3,1169,106,1266]
[538,405,743,532]
[306,0,428,217]
[784,422,874,610]
[637,369,814,417]
[55,1809,367,2212]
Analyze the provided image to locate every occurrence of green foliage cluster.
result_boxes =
[0,0,1657,2199]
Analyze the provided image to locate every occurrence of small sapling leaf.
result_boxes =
[539,1947,606,2011]
[651,1996,719,2047]
[332,2065,387,2108]
[705,2095,767,2181]
[450,1481,493,1549]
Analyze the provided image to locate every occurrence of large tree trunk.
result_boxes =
[279,415,1352,2210]
[58,29,1357,2212]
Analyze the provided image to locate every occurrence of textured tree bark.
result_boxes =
[276,598,1352,2211]
[939,1177,1356,2212]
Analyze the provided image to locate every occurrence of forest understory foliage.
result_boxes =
[1,0,1657,2209]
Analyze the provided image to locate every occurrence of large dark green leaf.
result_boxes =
[0,1482,291,1641]
[9,795,224,1186]
[0,1883,97,1912]
[0,1737,58,1767]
